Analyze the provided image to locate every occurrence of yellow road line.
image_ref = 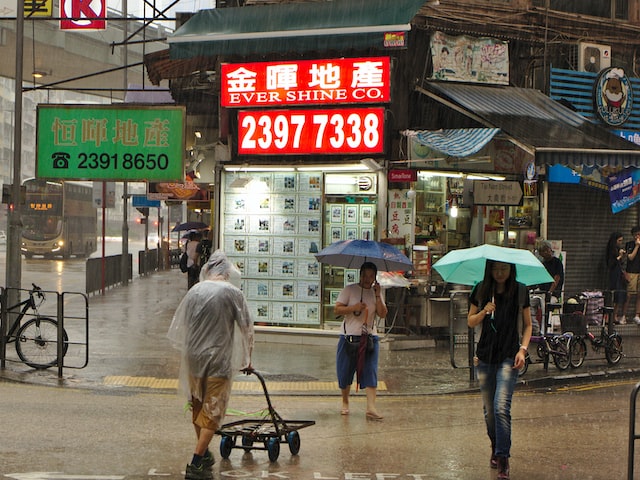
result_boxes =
[103,376,387,392]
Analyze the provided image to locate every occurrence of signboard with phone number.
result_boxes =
[36,105,185,181]
[238,107,385,155]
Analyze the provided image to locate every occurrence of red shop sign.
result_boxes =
[238,107,385,155]
[221,57,390,108]
[388,169,417,182]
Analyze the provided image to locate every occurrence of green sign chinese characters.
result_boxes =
[36,105,185,181]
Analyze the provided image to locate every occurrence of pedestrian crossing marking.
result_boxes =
[103,376,387,391]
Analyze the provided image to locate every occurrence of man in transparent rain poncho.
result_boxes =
[168,250,254,480]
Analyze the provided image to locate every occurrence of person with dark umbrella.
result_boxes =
[334,261,387,421]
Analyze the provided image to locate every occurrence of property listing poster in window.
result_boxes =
[222,171,322,326]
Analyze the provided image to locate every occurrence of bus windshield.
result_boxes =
[22,180,64,241]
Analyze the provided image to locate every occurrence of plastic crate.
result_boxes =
[560,312,587,335]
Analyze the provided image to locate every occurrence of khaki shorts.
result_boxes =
[628,273,640,294]
[189,376,231,430]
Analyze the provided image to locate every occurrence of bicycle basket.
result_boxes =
[560,312,587,335]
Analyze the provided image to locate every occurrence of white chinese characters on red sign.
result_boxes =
[60,0,106,30]
[238,108,385,155]
[221,57,390,108]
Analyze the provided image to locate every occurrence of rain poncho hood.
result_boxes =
[168,250,254,401]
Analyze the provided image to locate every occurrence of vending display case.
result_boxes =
[414,174,447,244]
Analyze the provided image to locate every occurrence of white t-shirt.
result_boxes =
[336,283,384,335]
[186,240,200,268]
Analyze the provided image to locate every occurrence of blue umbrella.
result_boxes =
[432,244,553,286]
[315,240,412,272]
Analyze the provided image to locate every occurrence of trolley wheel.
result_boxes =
[287,430,301,455]
[267,437,280,462]
[241,435,254,452]
[220,435,235,459]
[517,352,530,377]
[570,338,587,368]
[605,334,623,365]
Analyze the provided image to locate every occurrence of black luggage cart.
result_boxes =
[215,369,315,462]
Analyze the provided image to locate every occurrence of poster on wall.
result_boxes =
[608,168,640,213]
[222,171,322,326]
[387,189,414,239]
[430,31,509,85]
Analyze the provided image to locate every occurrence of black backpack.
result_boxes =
[179,243,189,273]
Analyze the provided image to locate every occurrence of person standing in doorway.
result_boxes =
[538,241,564,303]
[168,250,254,480]
[468,260,532,480]
[334,261,387,421]
[624,226,640,325]
[606,231,628,324]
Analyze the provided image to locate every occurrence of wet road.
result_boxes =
[0,378,637,479]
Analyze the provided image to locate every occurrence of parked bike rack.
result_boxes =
[629,382,640,479]
[0,286,89,378]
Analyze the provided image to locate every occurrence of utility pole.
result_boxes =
[7,0,25,302]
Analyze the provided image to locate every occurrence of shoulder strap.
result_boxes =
[517,283,526,339]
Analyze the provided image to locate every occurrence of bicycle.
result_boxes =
[569,305,623,368]
[518,331,573,376]
[2,283,68,369]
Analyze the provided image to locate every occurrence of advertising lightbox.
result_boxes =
[237,107,385,155]
[36,105,185,181]
[221,57,390,108]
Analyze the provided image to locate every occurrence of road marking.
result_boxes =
[5,474,124,480]
[103,376,387,391]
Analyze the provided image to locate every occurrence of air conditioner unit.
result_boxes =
[578,43,612,73]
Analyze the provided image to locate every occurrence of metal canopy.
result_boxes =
[417,83,640,167]
[168,0,426,58]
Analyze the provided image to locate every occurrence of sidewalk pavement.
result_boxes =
[1,268,640,395]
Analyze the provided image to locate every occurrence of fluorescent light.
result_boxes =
[194,131,202,139]
[224,166,295,172]
[298,164,368,172]
[419,171,463,178]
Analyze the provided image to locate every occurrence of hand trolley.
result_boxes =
[215,369,315,462]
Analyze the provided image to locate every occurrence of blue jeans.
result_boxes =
[476,358,518,458]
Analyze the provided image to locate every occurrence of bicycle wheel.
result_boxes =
[605,334,623,365]
[552,337,571,371]
[517,352,530,377]
[15,317,69,369]
[570,337,587,368]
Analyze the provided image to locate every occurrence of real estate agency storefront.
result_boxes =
[217,56,393,328]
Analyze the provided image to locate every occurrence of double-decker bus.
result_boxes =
[21,178,97,258]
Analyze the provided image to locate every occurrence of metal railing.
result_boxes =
[0,286,89,378]
[629,381,640,479]
[86,254,133,295]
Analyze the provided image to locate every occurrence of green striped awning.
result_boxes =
[168,0,426,58]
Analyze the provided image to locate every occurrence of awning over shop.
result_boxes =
[168,0,425,59]
[417,83,640,167]
[403,128,499,157]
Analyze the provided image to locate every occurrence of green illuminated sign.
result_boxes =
[36,105,185,181]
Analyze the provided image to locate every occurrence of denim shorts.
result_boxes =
[336,335,378,389]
